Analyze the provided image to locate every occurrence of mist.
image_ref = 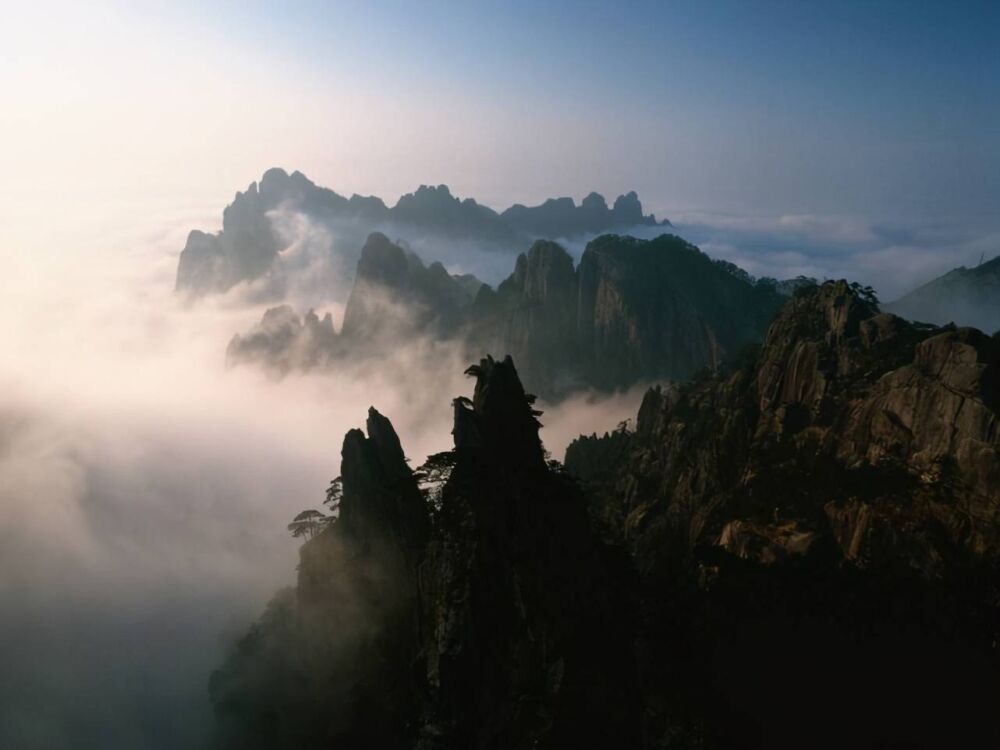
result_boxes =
[0,198,643,749]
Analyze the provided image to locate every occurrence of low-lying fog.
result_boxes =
[0,201,643,748]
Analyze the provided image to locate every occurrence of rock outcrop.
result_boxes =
[340,232,483,342]
[574,234,782,389]
[209,356,640,749]
[209,407,428,748]
[225,232,483,370]
[565,280,1000,746]
[214,295,1000,747]
[225,305,339,374]
[176,168,668,295]
[229,232,785,399]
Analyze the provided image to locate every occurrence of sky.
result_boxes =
[3,0,998,223]
[0,3,997,747]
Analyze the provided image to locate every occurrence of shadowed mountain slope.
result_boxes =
[887,254,1000,333]
[228,233,785,398]
[566,280,1000,746]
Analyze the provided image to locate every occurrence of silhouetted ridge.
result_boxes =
[176,168,668,294]
[887,253,1000,333]
[564,280,1000,746]
[213,287,1000,747]
[228,232,786,398]
[454,355,546,473]
[210,356,641,749]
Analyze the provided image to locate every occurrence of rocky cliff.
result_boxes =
[176,168,667,295]
[213,296,1000,746]
[209,356,640,749]
[229,232,785,399]
[226,232,483,371]
[340,232,483,342]
[566,280,1000,746]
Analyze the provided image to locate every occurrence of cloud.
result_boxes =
[668,212,1000,301]
[0,199,648,748]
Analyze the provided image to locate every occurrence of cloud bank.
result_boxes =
[668,212,1000,301]
[0,203,642,749]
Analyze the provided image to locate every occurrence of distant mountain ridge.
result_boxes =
[227,232,785,398]
[887,254,1000,333]
[175,168,668,295]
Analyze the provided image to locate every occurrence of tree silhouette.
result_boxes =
[413,452,457,512]
[324,476,343,513]
[849,281,880,307]
[288,509,328,540]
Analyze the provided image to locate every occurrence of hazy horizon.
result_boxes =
[2,2,999,747]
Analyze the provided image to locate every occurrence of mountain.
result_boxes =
[175,168,668,295]
[228,233,786,397]
[210,285,1000,747]
[226,232,484,373]
[887,254,1000,333]
[209,356,640,749]
[500,190,659,237]
[565,280,1000,745]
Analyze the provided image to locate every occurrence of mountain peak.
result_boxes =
[454,355,547,473]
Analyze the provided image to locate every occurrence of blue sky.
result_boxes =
[158,0,1000,219]
[3,0,999,295]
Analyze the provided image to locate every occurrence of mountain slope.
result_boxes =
[209,357,641,749]
[229,233,786,398]
[887,254,1000,332]
[213,293,1000,747]
[566,280,1000,746]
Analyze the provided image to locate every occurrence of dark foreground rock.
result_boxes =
[210,356,640,749]
[213,283,1000,748]
[567,280,1000,747]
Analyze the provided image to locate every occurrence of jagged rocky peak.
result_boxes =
[509,239,576,295]
[177,168,672,295]
[227,231,784,400]
[225,304,338,373]
[754,280,886,411]
[211,355,641,748]
[573,278,1000,571]
[454,355,547,473]
[581,191,608,211]
[575,233,785,388]
[341,232,482,341]
[559,280,1000,745]
[339,407,428,555]
[352,231,416,284]
[612,190,645,223]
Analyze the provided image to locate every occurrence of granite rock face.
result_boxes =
[176,168,668,295]
[471,234,786,394]
[209,407,428,748]
[225,232,483,370]
[340,232,483,342]
[176,176,283,294]
[214,290,1000,746]
[574,234,782,389]
[229,233,785,399]
[209,356,640,749]
[566,280,1000,746]
[571,280,1000,570]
